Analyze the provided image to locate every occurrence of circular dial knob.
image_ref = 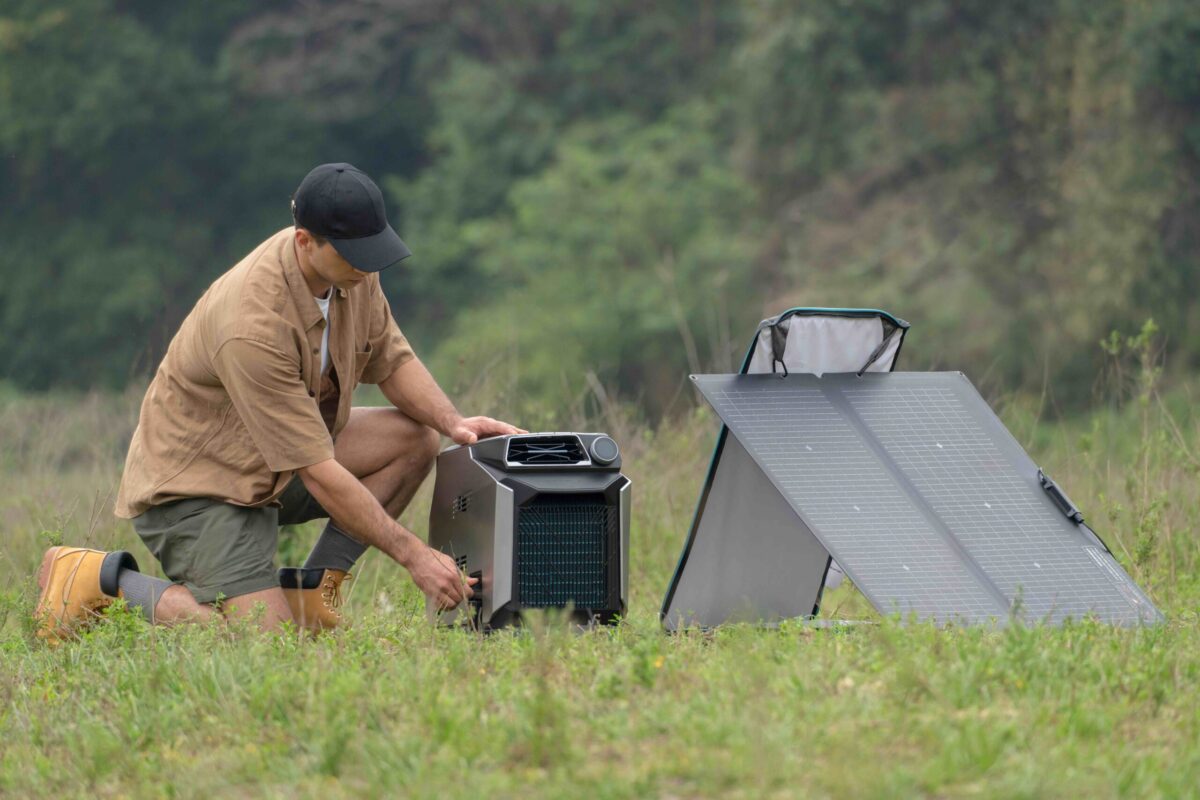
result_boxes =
[589,435,619,465]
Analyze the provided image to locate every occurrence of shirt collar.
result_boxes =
[282,235,328,331]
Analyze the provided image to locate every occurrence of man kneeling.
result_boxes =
[35,163,523,641]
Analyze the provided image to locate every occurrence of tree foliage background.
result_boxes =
[3,0,1199,416]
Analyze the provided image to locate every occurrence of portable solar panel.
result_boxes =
[663,372,1161,628]
[428,433,629,629]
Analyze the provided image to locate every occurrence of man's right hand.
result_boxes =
[407,545,476,610]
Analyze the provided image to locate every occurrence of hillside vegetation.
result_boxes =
[4,1,1200,416]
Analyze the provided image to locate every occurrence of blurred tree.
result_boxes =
[431,107,757,417]
[0,0,318,387]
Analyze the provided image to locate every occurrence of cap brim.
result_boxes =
[328,224,411,273]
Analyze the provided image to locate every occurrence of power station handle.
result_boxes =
[1038,469,1085,524]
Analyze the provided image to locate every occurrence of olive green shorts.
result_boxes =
[132,476,328,604]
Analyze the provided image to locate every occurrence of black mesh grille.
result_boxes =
[517,495,612,608]
[507,436,586,465]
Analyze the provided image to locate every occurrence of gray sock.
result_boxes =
[116,570,174,623]
[303,522,368,572]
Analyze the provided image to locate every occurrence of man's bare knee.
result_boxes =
[398,425,439,487]
[390,414,440,464]
[387,419,438,471]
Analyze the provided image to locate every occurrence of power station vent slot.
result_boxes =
[517,494,613,608]
[506,435,587,466]
[451,494,471,514]
[454,554,467,571]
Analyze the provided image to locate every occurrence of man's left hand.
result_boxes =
[448,416,528,446]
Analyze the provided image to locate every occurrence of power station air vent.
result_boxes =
[506,435,587,466]
[517,494,613,608]
[451,494,471,514]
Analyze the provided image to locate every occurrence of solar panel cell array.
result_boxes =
[691,372,1161,626]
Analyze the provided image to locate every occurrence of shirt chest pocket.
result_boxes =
[352,342,373,383]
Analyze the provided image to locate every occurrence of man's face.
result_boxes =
[295,228,370,291]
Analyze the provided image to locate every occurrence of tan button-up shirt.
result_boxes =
[115,228,415,519]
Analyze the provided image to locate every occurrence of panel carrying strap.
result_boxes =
[766,319,789,377]
[855,326,900,377]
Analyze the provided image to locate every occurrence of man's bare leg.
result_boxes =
[139,586,292,632]
[334,406,441,513]
[118,584,294,632]
[114,585,295,633]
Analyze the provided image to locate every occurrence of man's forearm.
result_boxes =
[298,458,423,566]
[378,356,461,435]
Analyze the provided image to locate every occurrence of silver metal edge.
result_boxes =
[491,481,515,618]
[619,478,631,604]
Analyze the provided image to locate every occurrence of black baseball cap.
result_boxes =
[291,163,411,272]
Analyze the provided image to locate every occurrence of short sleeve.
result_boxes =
[212,338,335,472]
[359,283,416,384]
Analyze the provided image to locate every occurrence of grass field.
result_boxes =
[2,369,1199,798]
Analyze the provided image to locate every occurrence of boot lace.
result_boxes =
[320,572,352,612]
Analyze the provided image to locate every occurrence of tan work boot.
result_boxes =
[278,567,352,633]
[35,546,139,644]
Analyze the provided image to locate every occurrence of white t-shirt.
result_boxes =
[314,290,331,374]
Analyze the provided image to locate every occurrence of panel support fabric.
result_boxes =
[662,433,830,631]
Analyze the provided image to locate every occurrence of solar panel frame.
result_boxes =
[688,371,1162,626]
